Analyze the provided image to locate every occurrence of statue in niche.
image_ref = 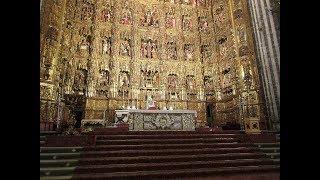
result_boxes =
[141,68,159,88]
[99,69,110,86]
[186,75,195,91]
[78,38,90,56]
[182,0,191,5]
[165,9,176,28]
[215,5,226,28]
[234,9,243,19]
[73,69,87,94]
[101,37,111,55]
[167,74,178,90]
[141,39,157,59]
[243,64,252,88]
[204,76,213,90]
[119,39,131,57]
[167,41,177,60]
[121,2,132,25]
[80,4,94,21]
[184,44,194,61]
[141,9,159,27]
[141,41,148,58]
[97,69,109,97]
[151,42,157,59]
[164,0,176,3]
[46,26,58,45]
[219,43,227,57]
[248,105,258,117]
[197,0,207,6]
[119,72,130,88]
[182,15,192,31]
[201,45,211,59]
[239,46,249,57]
[237,27,247,44]
[101,6,112,22]
[198,17,208,31]
[79,26,91,37]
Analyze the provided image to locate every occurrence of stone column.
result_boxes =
[247,0,280,131]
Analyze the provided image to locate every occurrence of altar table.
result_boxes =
[115,109,197,131]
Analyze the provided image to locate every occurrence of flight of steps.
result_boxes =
[72,132,279,179]
[40,146,82,180]
[255,142,280,163]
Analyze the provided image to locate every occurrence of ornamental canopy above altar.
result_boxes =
[115,109,197,131]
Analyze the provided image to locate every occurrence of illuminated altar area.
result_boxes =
[40,0,268,132]
[115,109,197,131]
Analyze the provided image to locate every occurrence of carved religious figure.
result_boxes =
[140,67,159,88]
[181,0,191,5]
[119,71,130,88]
[141,39,157,59]
[167,74,178,90]
[96,69,110,97]
[119,39,131,57]
[243,64,253,89]
[101,37,111,55]
[78,38,90,56]
[182,15,192,31]
[164,0,176,3]
[167,41,177,60]
[198,16,208,31]
[184,44,194,61]
[204,75,214,90]
[186,75,195,91]
[214,5,226,28]
[197,0,207,6]
[237,26,247,44]
[73,69,87,94]
[219,43,227,57]
[99,69,110,86]
[100,6,112,22]
[121,2,132,25]
[165,8,176,28]
[80,4,94,21]
[141,9,159,27]
[201,45,211,59]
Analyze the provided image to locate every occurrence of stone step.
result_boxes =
[72,165,279,179]
[260,147,280,153]
[40,159,79,168]
[93,130,242,135]
[40,175,72,180]
[40,136,46,141]
[81,147,260,158]
[40,147,83,153]
[96,134,240,140]
[75,159,277,174]
[40,152,81,160]
[96,138,238,145]
[40,167,75,176]
[255,143,280,148]
[85,143,255,151]
[266,153,280,159]
[78,152,267,166]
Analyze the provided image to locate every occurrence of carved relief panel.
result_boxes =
[141,38,158,59]
[140,6,159,28]
[184,43,195,61]
[120,1,133,25]
[165,7,176,28]
[119,31,132,57]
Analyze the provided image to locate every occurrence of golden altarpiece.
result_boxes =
[40,0,266,131]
